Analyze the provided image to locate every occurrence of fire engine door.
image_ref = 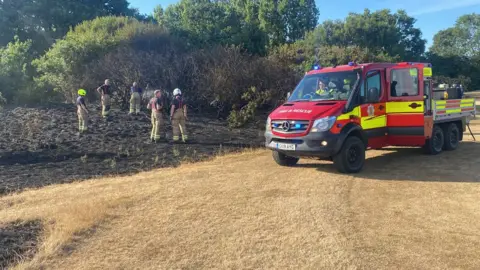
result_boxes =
[386,65,425,146]
[359,70,387,149]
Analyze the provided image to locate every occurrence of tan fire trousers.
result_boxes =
[130,92,141,114]
[102,94,111,117]
[151,111,164,141]
[77,107,88,132]
[172,109,188,142]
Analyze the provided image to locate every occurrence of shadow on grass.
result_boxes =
[295,141,480,183]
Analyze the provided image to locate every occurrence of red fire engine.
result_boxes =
[265,61,477,173]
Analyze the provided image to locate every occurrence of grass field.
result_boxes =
[1,118,480,269]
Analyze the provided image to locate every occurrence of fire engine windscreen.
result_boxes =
[288,70,360,102]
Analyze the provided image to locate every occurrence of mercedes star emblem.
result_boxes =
[281,121,290,131]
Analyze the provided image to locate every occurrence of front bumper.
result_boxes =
[264,130,340,158]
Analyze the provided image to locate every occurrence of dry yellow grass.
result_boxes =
[1,120,480,269]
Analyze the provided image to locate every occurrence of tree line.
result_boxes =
[0,0,478,127]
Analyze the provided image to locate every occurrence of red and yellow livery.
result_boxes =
[265,62,476,173]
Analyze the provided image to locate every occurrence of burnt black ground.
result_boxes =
[0,105,265,195]
[0,220,42,269]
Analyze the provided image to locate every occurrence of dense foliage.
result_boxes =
[0,0,478,126]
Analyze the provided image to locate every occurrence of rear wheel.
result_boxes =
[443,123,460,151]
[333,136,365,173]
[424,125,444,155]
[272,151,299,166]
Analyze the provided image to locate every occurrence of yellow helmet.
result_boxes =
[344,78,351,84]
[78,89,87,96]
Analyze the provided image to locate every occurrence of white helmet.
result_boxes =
[173,88,182,96]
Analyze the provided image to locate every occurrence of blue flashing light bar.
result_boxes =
[348,61,357,66]
[312,64,321,70]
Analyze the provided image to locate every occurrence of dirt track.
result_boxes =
[1,117,480,269]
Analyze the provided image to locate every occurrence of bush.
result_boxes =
[0,37,34,104]
[86,43,298,124]
[33,16,169,103]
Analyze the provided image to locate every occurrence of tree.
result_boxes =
[430,13,480,58]
[258,0,318,47]
[429,13,480,90]
[307,9,426,61]
[157,0,318,55]
[0,0,139,53]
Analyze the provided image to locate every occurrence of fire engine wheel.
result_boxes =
[272,151,299,166]
[425,125,444,155]
[443,123,460,151]
[333,136,365,174]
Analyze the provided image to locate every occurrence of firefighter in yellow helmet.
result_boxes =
[170,88,189,143]
[147,90,165,143]
[96,79,112,118]
[76,89,89,133]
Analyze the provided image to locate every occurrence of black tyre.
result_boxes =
[333,136,365,174]
[444,123,460,151]
[272,151,299,166]
[424,125,444,155]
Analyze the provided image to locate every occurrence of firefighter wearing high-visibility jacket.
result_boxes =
[76,89,89,133]
[170,88,189,143]
[147,90,165,143]
[315,80,334,96]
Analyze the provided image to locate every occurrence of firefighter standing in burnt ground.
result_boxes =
[76,89,89,133]
[96,79,112,118]
[170,88,189,143]
[129,82,142,115]
[147,90,165,143]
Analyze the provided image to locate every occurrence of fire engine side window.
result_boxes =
[360,71,381,103]
[391,68,419,97]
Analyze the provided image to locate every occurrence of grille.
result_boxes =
[271,120,310,134]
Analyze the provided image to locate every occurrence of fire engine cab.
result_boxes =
[264,61,477,173]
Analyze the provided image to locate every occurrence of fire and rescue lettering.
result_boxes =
[278,109,313,114]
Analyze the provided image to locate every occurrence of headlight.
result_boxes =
[266,117,272,131]
[311,116,336,132]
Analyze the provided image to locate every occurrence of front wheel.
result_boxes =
[333,136,365,173]
[272,151,299,166]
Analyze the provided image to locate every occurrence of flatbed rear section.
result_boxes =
[432,98,476,122]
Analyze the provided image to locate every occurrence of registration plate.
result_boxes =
[273,142,296,150]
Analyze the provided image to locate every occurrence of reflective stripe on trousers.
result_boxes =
[151,111,164,140]
[130,92,141,113]
[102,94,111,117]
[77,108,88,132]
[172,109,188,141]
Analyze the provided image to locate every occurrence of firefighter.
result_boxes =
[147,90,165,143]
[76,89,89,133]
[315,80,334,96]
[170,88,189,143]
[129,82,143,115]
[96,79,112,118]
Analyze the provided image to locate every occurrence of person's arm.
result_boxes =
[157,98,163,110]
[81,98,89,113]
[183,104,187,120]
[96,85,103,96]
[170,104,175,120]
